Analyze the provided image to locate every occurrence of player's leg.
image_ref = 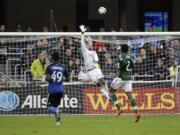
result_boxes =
[110,77,124,116]
[97,78,111,100]
[109,86,122,117]
[98,77,122,117]
[125,91,140,123]
[123,81,140,123]
[89,68,111,100]
[47,94,57,113]
[47,93,62,125]
[47,94,59,124]
[54,93,63,125]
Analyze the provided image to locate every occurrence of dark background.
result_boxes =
[0,0,180,31]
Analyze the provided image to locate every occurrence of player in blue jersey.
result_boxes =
[45,51,69,125]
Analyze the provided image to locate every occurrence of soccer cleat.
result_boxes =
[116,109,123,117]
[56,108,61,122]
[134,113,140,123]
[56,122,60,126]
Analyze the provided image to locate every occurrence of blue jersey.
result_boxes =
[45,63,68,94]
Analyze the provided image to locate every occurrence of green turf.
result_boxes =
[0,115,180,135]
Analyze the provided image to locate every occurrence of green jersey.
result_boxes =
[118,53,133,80]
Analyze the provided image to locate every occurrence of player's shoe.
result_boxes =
[134,113,140,123]
[56,108,61,123]
[116,109,123,117]
[56,122,60,126]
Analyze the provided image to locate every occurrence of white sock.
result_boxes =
[100,85,110,100]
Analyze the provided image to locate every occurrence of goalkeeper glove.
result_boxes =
[79,25,87,34]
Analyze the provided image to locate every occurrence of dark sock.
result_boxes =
[110,93,120,110]
[130,97,138,114]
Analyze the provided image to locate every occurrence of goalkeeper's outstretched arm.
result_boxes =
[79,25,89,53]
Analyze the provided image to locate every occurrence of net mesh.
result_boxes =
[0,33,180,115]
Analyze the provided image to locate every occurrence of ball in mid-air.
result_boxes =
[98,7,107,15]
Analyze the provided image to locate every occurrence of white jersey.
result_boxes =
[81,34,99,70]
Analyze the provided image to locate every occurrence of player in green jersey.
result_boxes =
[109,44,140,123]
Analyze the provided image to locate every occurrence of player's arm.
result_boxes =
[45,65,50,81]
[79,25,88,52]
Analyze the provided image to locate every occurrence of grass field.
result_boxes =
[0,115,180,135]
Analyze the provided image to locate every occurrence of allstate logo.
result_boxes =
[0,91,19,111]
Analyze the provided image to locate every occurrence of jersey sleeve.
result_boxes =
[81,34,89,53]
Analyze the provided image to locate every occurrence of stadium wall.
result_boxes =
[0,84,179,115]
[6,0,76,31]
[3,0,180,31]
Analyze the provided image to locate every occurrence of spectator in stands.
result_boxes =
[94,39,106,51]
[99,27,106,32]
[96,46,107,66]
[16,24,22,32]
[73,58,81,74]
[173,39,180,64]
[119,26,126,32]
[103,58,116,80]
[139,47,153,74]
[0,46,7,64]
[0,75,10,87]
[42,26,49,32]
[153,59,169,80]
[30,51,49,81]
[0,24,6,32]
[166,48,177,68]
[110,27,117,32]
[139,48,147,61]
[21,47,33,69]
[108,44,118,62]
[168,61,178,81]
[26,26,33,32]
[67,59,74,81]
[147,26,154,32]
[33,39,48,58]
[19,47,34,81]
[133,56,147,76]
[149,45,166,68]
[41,38,49,46]
[63,48,73,66]
[73,58,81,81]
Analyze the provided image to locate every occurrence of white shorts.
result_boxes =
[78,68,104,82]
[111,77,132,92]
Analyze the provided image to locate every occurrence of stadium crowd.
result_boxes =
[0,24,180,87]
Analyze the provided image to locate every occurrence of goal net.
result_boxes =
[0,32,180,115]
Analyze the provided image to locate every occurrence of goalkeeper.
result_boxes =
[79,25,121,115]
[110,44,140,123]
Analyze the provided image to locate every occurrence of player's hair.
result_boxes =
[52,51,60,62]
[121,44,129,53]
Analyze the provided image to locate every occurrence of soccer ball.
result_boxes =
[98,7,107,15]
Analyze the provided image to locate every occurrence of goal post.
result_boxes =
[0,32,179,115]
